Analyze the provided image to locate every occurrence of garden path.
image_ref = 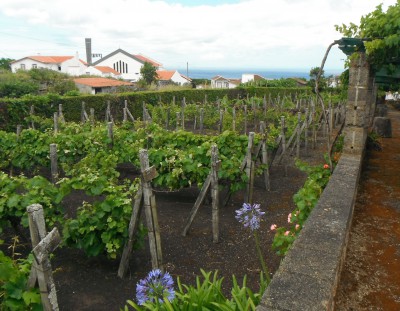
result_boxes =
[335,105,400,310]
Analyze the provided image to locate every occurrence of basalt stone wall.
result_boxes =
[257,52,375,311]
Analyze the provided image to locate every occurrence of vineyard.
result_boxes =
[0,93,342,310]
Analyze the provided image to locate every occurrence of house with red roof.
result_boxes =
[73,77,135,94]
[211,75,241,89]
[156,70,191,86]
[85,66,122,78]
[10,53,88,76]
[92,49,163,81]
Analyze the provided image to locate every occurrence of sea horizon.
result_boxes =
[177,67,343,80]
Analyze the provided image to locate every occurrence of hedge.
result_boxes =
[0,87,310,131]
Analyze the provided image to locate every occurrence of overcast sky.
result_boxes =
[0,0,397,72]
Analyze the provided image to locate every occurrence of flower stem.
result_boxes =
[253,230,271,284]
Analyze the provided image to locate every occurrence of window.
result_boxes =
[32,64,37,69]
[113,61,128,73]
[20,64,26,70]
[58,66,61,71]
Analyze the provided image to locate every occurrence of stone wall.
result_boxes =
[257,53,375,310]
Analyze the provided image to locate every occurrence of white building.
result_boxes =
[211,75,241,89]
[92,49,163,81]
[10,54,88,76]
[157,70,191,86]
[241,74,265,83]
[85,66,121,78]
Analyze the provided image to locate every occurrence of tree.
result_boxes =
[308,66,326,92]
[0,58,14,71]
[140,62,158,85]
[335,1,400,71]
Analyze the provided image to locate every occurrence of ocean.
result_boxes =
[177,68,342,80]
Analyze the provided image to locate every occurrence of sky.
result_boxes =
[0,0,397,73]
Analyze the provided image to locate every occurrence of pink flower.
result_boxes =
[287,213,292,223]
[284,231,290,236]
[270,224,277,231]
[295,224,300,230]
[323,164,329,169]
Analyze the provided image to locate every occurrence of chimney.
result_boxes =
[85,38,92,66]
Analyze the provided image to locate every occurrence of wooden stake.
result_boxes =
[139,150,162,270]
[118,186,143,278]
[210,145,220,243]
[245,132,255,204]
[50,144,58,184]
[53,112,58,135]
[27,204,59,311]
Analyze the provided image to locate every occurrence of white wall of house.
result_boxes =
[61,57,87,76]
[84,66,120,78]
[241,74,255,83]
[171,71,190,85]
[10,58,59,73]
[94,52,143,81]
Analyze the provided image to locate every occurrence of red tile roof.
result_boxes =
[157,70,175,80]
[134,54,162,67]
[94,66,121,75]
[27,56,74,63]
[73,78,133,88]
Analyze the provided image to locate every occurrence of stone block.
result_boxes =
[342,126,367,154]
[372,117,392,137]
[347,86,369,102]
[345,107,367,127]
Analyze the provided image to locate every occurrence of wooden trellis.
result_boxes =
[182,144,221,243]
[27,204,61,311]
[118,149,163,278]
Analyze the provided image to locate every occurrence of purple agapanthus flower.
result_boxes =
[235,203,265,231]
[136,269,175,305]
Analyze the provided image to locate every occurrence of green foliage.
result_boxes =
[0,58,14,71]
[124,270,267,311]
[141,62,158,86]
[272,159,332,256]
[0,240,42,311]
[335,1,400,70]
[241,78,301,88]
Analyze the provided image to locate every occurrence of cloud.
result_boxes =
[0,0,397,69]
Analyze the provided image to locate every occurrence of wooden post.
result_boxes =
[245,132,255,204]
[210,145,220,243]
[280,116,286,155]
[263,95,267,119]
[244,105,248,135]
[139,150,163,270]
[259,122,270,191]
[311,102,316,149]
[27,204,60,311]
[123,100,128,123]
[118,186,143,278]
[181,97,185,130]
[53,112,58,135]
[329,101,334,134]
[232,108,236,132]
[30,105,35,129]
[176,112,180,131]
[182,145,220,241]
[200,108,204,134]
[16,125,22,139]
[218,109,223,133]
[50,144,58,184]
[166,107,170,129]
[107,122,114,147]
[296,112,301,158]
[304,108,309,155]
[81,102,88,123]
[58,104,65,123]
[90,108,95,127]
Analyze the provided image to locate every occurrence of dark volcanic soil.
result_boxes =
[1,142,327,311]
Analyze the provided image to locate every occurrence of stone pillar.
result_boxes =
[342,52,375,154]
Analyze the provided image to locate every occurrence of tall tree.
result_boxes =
[140,62,158,85]
[335,1,400,70]
[0,58,14,71]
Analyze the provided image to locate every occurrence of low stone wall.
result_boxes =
[257,151,365,310]
[257,52,373,310]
